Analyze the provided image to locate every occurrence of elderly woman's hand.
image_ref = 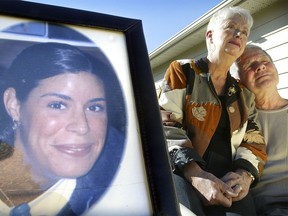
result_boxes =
[183,162,239,207]
[221,169,254,201]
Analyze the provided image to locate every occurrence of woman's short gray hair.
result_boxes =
[207,6,253,32]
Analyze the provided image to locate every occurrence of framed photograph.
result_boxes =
[0,1,179,216]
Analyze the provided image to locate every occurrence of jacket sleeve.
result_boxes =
[158,60,189,123]
[233,88,267,186]
[159,60,205,173]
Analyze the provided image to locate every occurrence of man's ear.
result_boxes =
[3,88,21,121]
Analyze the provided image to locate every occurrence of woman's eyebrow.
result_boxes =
[41,93,106,103]
[40,93,72,100]
[88,98,106,103]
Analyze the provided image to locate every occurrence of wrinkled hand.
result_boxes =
[184,162,239,207]
[221,169,253,201]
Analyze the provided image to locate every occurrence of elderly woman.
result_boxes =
[0,42,126,215]
[159,7,266,215]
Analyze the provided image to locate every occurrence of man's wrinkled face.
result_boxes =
[238,48,278,94]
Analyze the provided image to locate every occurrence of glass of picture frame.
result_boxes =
[0,1,180,216]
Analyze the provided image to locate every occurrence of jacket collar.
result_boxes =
[195,57,242,105]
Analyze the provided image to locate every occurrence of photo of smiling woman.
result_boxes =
[0,42,126,216]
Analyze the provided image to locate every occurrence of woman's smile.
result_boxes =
[53,143,93,157]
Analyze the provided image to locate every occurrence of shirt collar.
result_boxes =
[0,178,76,216]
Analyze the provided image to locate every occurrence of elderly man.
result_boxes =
[235,44,288,216]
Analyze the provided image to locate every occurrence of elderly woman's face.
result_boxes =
[211,14,250,58]
[17,72,107,179]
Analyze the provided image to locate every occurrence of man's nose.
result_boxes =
[255,63,266,73]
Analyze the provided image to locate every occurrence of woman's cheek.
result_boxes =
[91,118,107,136]
[40,117,63,135]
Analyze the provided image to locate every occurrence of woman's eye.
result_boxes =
[242,30,248,36]
[87,104,106,112]
[226,24,235,29]
[48,102,66,110]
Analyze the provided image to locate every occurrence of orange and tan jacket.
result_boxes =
[159,58,267,184]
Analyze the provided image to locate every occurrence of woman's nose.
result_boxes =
[66,111,90,135]
[234,29,245,39]
[235,30,241,38]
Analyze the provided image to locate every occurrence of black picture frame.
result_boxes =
[0,1,179,215]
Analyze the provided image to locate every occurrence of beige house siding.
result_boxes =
[151,0,288,99]
[249,0,288,98]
